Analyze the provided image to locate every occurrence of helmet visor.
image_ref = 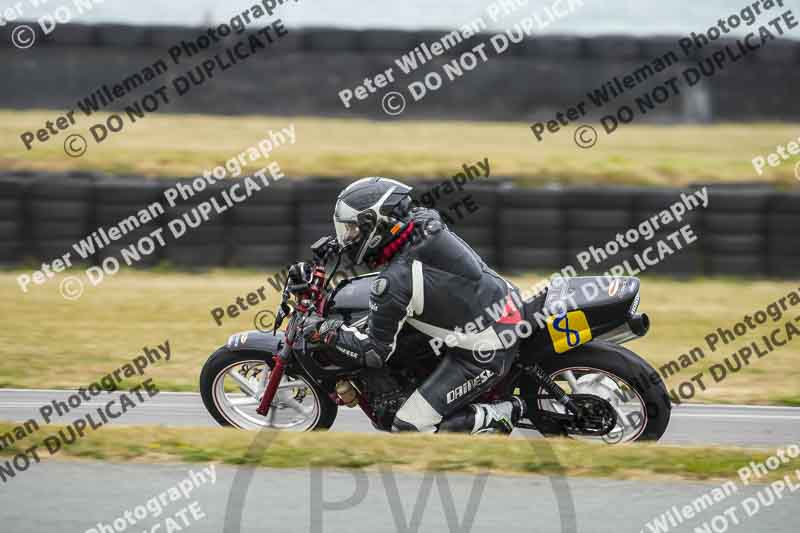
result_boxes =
[334,219,361,247]
[333,199,362,247]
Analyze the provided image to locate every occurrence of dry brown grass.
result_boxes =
[2,110,799,186]
[0,422,792,482]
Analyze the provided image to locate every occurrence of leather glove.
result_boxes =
[302,318,363,370]
[301,314,327,343]
[318,319,343,344]
[302,316,343,343]
[287,262,312,294]
[315,319,365,370]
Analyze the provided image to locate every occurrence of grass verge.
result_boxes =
[0,422,794,483]
[2,110,799,186]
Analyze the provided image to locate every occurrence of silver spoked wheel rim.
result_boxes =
[537,366,648,444]
[212,360,321,431]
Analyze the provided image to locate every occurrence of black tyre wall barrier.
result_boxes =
[92,180,164,268]
[27,178,93,265]
[0,179,24,265]
[702,189,771,277]
[228,179,295,268]
[0,174,797,278]
[767,193,800,277]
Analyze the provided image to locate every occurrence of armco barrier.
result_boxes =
[0,173,796,279]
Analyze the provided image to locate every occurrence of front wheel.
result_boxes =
[522,340,671,443]
[200,348,337,431]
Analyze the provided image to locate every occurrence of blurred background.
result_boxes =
[1,0,799,272]
[0,0,798,404]
[1,0,774,33]
[1,5,800,532]
[2,0,798,121]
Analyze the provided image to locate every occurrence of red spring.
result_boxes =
[256,356,285,416]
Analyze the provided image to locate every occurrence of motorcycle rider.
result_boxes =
[296,177,527,434]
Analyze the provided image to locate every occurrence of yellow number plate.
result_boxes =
[546,310,592,353]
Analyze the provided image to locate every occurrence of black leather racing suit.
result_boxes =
[330,207,525,432]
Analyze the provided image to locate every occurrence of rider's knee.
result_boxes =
[393,390,441,433]
[391,417,420,432]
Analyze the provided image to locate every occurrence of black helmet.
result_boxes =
[333,177,413,264]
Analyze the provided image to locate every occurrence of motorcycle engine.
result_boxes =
[356,369,411,430]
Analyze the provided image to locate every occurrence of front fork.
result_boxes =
[257,270,325,417]
[256,354,286,416]
[256,308,306,417]
[256,317,296,416]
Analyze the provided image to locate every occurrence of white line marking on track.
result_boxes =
[672,414,800,420]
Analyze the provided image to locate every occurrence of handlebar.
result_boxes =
[273,235,342,333]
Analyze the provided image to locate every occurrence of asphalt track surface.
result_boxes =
[1,389,799,448]
[2,390,800,532]
[2,461,799,533]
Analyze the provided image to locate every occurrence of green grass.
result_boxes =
[0,422,794,482]
[778,396,800,407]
[1,269,798,404]
[2,109,799,186]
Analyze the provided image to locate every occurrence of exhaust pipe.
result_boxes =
[597,313,650,345]
[629,313,650,337]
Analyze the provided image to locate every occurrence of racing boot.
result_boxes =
[471,397,527,435]
[437,397,526,435]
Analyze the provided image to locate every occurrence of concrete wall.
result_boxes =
[1,24,798,122]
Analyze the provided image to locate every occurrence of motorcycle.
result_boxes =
[200,236,671,443]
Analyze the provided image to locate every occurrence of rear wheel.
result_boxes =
[200,348,337,431]
[522,340,671,443]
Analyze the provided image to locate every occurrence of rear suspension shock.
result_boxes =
[524,363,580,415]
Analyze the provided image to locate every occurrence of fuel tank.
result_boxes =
[325,273,376,322]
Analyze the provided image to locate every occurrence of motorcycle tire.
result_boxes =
[521,340,671,442]
[200,347,338,431]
